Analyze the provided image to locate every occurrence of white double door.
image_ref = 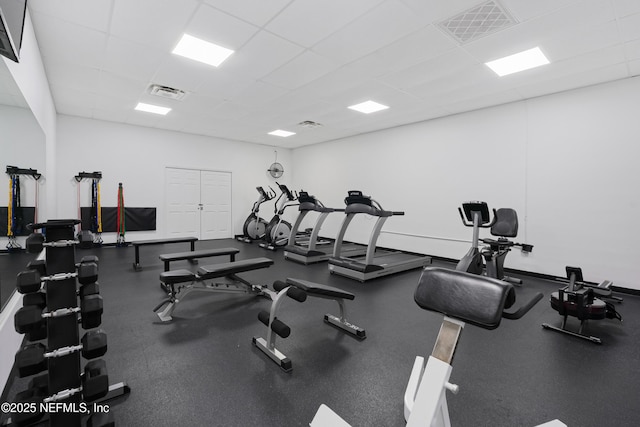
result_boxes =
[165,168,232,240]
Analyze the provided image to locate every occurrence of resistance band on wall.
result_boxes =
[5,166,42,250]
[116,182,128,247]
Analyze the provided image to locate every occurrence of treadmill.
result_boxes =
[328,191,431,282]
[284,191,367,264]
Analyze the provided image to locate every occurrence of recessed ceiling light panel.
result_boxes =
[172,34,234,67]
[348,100,389,114]
[268,129,296,137]
[135,102,171,115]
[485,47,549,76]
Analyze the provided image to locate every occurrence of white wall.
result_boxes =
[55,115,293,242]
[292,77,640,291]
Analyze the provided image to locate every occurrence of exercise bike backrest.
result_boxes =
[414,267,542,330]
[490,208,518,238]
[458,201,497,228]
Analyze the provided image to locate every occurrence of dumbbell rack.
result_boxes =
[7,219,129,427]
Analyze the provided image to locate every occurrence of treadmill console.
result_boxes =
[345,190,372,206]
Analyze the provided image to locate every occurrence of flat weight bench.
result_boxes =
[153,257,275,322]
[310,267,553,427]
[253,278,366,372]
[132,237,198,271]
[159,247,240,271]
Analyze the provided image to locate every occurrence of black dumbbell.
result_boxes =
[81,294,103,329]
[26,232,79,253]
[83,359,109,402]
[80,282,100,299]
[78,262,98,285]
[27,259,46,276]
[87,412,115,427]
[10,388,45,425]
[15,330,108,377]
[23,292,46,309]
[15,305,46,336]
[16,270,42,294]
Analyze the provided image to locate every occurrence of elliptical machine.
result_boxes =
[238,186,276,243]
[259,183,298,250]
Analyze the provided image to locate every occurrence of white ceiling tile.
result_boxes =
[628,59,640,76]
[312,0,427,64]
[151,55,218,93]
[194,68,256,99]
[501,0,582,21]
[96,72,148,99]
[102,36,167,80]
[517,62,629,98]
[463,1,617,62]
[110,0,199,47]
[232,81,290,107]
[175,94,227,115]
[611,0,640,17]
[380,50,480,92]
[43,62,101,94]
[617,11,640,40]
[185,4,260,50]
[221,31,305,80]
[266,0,384,48]
[261,50,339,90]
[398,0,490,23]
[201,0,290,27]
[91,107,129,124]
[624,39,640,60]
[542,20,620,63]
[28,0,113,32]
[31,14,108,69]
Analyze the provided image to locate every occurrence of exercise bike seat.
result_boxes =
[414,267,516,330]
[490,208,518,238]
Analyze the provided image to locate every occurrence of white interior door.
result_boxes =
[166,168,232,239]
[200,170,232,239]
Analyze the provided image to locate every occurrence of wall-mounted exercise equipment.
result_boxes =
[74,172,102,248]
[115,183,127,247]
[5,166,41,251]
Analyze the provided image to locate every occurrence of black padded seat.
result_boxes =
[491,208,518,238]
[159,248,239,262]
[286,278,355,300]
[197,257,274,278]
[414,267,515,330]
[160,269,197,285]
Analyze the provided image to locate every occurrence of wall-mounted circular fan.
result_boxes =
[268,151,284,178]
[268,162,284,178]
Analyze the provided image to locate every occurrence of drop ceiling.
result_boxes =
[20,0,640,148]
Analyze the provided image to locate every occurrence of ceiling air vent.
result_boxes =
[148,84,186,100]
[438,0,517,45]
[298,120,323,129]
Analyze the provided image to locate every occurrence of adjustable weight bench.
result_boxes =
[253,278,366,372]
[153,257,275,322]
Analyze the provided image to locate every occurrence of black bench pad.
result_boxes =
[197,257,274,278]
[159,248,239,262]
[133,237,198,247]
[414,267,514,330]
[160,269,197,285]
[286,278,354,300]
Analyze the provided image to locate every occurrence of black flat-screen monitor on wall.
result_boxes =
[0,0,27,63]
